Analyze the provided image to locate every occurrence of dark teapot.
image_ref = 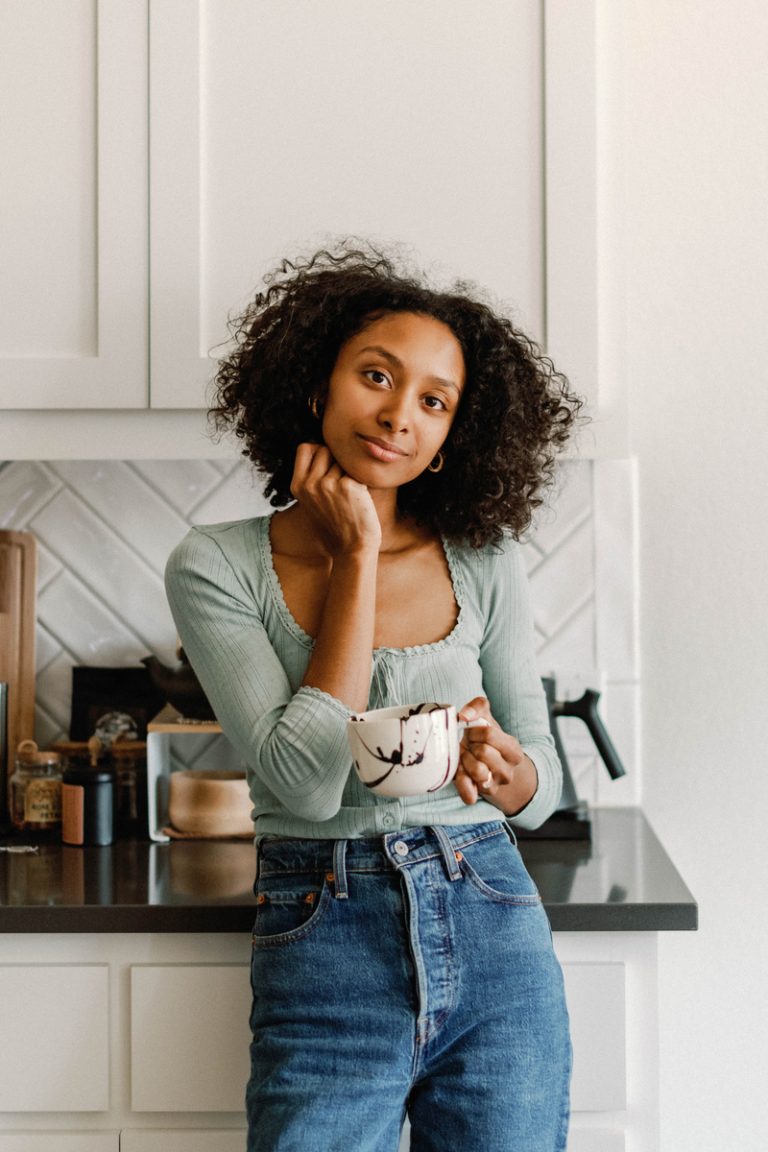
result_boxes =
[141,650,216,721]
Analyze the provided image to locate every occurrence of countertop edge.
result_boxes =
[0,807,698,935]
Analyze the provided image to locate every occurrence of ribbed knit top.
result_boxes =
[164,515,561,839]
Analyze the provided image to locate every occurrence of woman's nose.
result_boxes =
[377,393,411,432]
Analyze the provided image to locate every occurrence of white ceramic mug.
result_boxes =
[348,702,487,798]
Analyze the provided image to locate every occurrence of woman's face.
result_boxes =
[320,311,465,489]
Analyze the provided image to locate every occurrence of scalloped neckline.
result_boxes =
[258,514,465,655]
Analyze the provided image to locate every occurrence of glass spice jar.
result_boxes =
[10,739,63,836]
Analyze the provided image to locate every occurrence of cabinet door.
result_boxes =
[0,0,147,409]
[563,962,627,1112]
[568,1132,625,1152]
[131,965,251,1112]
[0,965,110,1111]
[149,0,545,407]
[121,1133,245,1152]
[0,1136,118,1152]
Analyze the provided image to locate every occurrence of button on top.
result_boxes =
[393,840,409,857]
[382,814,394,826]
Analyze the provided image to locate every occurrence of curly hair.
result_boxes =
[210,242,583,547]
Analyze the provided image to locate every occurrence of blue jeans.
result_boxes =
[247,822,571,1151]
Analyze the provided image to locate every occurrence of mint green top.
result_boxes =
[164,516,561,839]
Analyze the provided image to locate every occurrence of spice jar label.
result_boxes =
[24,778,62,825]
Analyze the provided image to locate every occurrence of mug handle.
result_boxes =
[457,718,490,736]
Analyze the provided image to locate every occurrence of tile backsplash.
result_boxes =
[0,458,638,804]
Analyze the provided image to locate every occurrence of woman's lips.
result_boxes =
[357,435,408,462]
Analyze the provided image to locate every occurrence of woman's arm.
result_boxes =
[455,540,562,829]
[165,526,360,823]
[290,443,380,712]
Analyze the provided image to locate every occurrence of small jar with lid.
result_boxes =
[10,740,63,836]
[62,765,115,846]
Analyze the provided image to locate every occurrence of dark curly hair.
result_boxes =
[210,242,583,547]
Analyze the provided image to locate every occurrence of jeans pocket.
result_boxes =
[252,870,331,947]
[459,835,542,905]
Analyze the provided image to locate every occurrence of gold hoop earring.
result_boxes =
[308,395,322,420]
[427,451,445,474]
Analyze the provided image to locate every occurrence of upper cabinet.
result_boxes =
[0,0,148,409]
[148,0,546,408]
[1,0,623,457]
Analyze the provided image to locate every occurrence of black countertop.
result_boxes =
[0,807,697,934]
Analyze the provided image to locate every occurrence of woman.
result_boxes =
[165,244,582,1151]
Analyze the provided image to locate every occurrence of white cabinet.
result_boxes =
[565,963,626,1112]
[0,965,109,1112]
[0,1,623,458]
[0,931,655,1149]
[568,1133,625,1152]
[0,1136,118,1152]
[148,0,546,408]
[128,962,626,1118]
[0,0,148,409]
[558,934,659,1152]
[130,965,251,1112]
[121,1133,245,1152]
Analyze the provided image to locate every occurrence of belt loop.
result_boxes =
[502,819,518,848]
[332,839,349,899]
[431,826,463,882]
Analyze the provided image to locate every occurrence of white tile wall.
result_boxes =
[0,458,638,802]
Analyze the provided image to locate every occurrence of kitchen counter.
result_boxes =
[0,807,696,933]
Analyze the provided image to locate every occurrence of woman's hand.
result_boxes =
[455,696,539,816]
[291,443,381,556]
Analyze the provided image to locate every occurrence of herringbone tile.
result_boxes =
[0,458,625,792]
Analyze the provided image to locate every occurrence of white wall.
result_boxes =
[605,2,768,1147]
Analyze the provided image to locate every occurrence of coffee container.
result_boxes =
[61,766,115,846]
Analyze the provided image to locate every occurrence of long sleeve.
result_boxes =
[476,539,563,830]
[165,527,354,823]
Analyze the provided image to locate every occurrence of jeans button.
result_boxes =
[393,840,409,857]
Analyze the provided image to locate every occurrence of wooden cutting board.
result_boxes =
[0,530,37,813]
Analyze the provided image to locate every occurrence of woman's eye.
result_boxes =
[424,395,447,411]
[365,370,390,387]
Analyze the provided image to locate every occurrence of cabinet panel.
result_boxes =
[121,1132,245,1152]
[568,1131,625,1152]
[149,0,544,407]
[0,1135,118,1152]
[0,0,147,408]
[0,965,109,1111]
[130,965,251,1111]
[563,962,626,1112]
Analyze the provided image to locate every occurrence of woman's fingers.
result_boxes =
[454,766,480,805]
[460,741,506,791]
[458,696,494,726]
[290,443,381,554]
[292,443,338,492]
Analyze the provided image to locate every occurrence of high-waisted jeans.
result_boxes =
[247,821,571,1151]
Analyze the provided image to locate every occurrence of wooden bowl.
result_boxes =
[168,769,253,838]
